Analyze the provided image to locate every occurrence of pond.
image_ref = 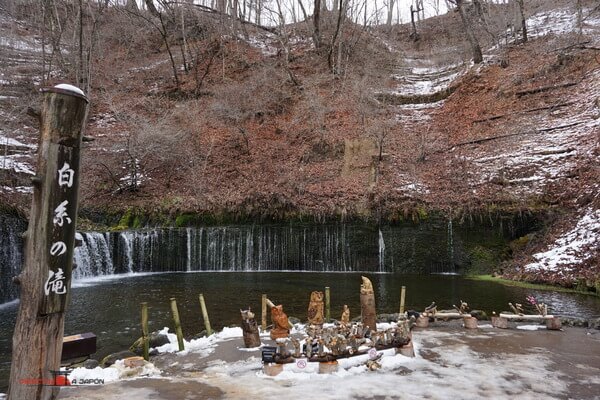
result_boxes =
[1,271,600,391]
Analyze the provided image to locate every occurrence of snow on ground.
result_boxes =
[155,326,246,357]
[196,329,568,400]
[67,359,161,386]
[516,324,546,331]
[246,35,278,57]
[391,63,467,97]
[525,208,600,274]
[0,154,35,175]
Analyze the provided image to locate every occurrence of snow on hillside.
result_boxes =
[525,208,600,274]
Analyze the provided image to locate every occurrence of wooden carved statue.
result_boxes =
[341,304,350,326]
[240,308,261,348]
[270,304,290,340]
[360,276,377,335]
[307,291,324,325]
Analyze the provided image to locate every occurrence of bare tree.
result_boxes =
[450,0,483,64]
[515,0,527,42]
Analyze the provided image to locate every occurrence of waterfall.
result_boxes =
[119,231,134,273]
[73,232,114,278]
[447,219,454,271]
[378,229,386,272]
[2,218,484,298]
[0,214,25,304]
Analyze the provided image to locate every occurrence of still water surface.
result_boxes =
[1,271,599,390]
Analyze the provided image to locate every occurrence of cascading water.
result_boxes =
[447,219,455,273]
[378,228,386,272]
[0,216,528,299]
[0,214,25,304]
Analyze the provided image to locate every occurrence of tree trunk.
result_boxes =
[313,0,321,50]
[386,0,395,26]
[456,0,483,64]
[8,87,89,400]
[516,0,527,42]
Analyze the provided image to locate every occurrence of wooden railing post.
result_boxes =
[261,294,267,331]
[141,302,149,361]
[170,298,185,351]
[399,286,406,315]
[198,293,213,336]
[8,84,89,400]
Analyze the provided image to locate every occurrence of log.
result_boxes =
[546,317,562,330]
[8,85,88,400]
[415,315,429,328]
[491,316,508,329]
[472,102,574,124]
[498,313,554,321]
[463,316,478,329]
[421,312,468,319]
[516,81,578,97]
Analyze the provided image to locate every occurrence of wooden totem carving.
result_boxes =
[360,276,377,334]
[240,308,261,348]
[307,291,324,325]
[340,304,350,326]
[270,304,290,340]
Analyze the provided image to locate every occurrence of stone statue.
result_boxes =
[307,291,324,325]
[270,304,290,340]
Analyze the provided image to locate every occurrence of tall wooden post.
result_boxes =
[261,294,267,331]
[399,286,406,314]
[141,302,149,361]
[170,298,185,351]
[325,286,331,323]
[8,85,88,400]
[198,293,213,336]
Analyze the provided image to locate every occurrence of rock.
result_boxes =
[130,331,170,355]
[101,350,137,367]
[377,313,400,322]
[83,359,99,369]
[561,317,588,328]
[288,316,301,325]
[192,330,207,340]
[470,310,488,320]
[588,318,600,330]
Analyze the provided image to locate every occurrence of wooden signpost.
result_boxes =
[8,85,88,400]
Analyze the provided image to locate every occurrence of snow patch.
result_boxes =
[525,208,600,273]
[516,324,546,331]
[154,326,244,356]
[54,83,85,96]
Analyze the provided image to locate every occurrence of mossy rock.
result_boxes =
[101,350,137,367]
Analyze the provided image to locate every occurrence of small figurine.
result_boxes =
[307,291,325,325]
[341,304,350,326]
